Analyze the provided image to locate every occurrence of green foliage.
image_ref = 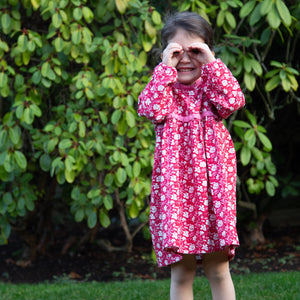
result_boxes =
[0,0,299,246]
[0,0,161,245]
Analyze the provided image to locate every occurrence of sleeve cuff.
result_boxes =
[153,63,177,84]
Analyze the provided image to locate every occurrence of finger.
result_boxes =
[187,42,208,51]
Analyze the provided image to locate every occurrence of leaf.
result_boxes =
[82,6,94,23]
[65,156,74,171]
[251,147,264,161]
[265,75,280,91]
[152,11,161,25]
[265,157,276,174]
[0,72,8,89]
[31,104,42,117]
[287,74,299,91]
[75,209,85,222]
[260,0,273,16]
[25,197,35,211]
[40,153,51,171]
[225,11,236,29]
[269,175,279,187]
[145,20,156,38]
[32,70,41,84]
[52,12,62,28]
[27,40,35,52]
[266,181,276,196]
[142,35,153,52]
[133,161,141,177]
[22,50,31,65]
[217,10,225,27]
[99,209,111,228]
[0,40,9,52]
[53,37,64,52]
[244,72,256,91]
[120,152,129,167]
[239,0,256,18]
[116,167,127,184]
[65,168,75,183]
[125,110,136,128]
[1,13,12,29]
[244,128,255,141]
[232,120,251,128]
[260,28,271,45]
[275,0,291,26]
[111,110,122,124]
[99,111,108,124]
[59,138,72,149]
[115,0,129,14]
[73,7,82,21]
[128,201,139,218]
[257,131,272,151]
[250,3,262,26]
[87,189,101,199]
[281,77,291,92]
[87,211,97,228]
[79,121,86,137]
[47,137,59,153]
[252,59,263,76]
[241,146,251,166]
[103,195,113,210]
[41,61,51,77]
[31,0,41,10]
[0,130,8,147]
[18,34,28,52]
[14,150,27,169]
[72,29,81,45]
[9,126,21,144]
[267,5,281,29]
[104,173,114,187]
[3,192,13,204]
[82,27,92,45]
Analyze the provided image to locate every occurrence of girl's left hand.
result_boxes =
[187,43,216,66]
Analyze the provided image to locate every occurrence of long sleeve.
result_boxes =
[138,63,177,123]
[201,59,245,119]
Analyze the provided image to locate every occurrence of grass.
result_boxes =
[0,271,299,300]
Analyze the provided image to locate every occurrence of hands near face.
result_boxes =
[162,42,216,68]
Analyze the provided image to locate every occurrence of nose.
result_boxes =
[180,50,190,62]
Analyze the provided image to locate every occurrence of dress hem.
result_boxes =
[157,243,239,268]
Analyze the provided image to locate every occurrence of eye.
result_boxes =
[190,49,200,54]
[174,51,180,55]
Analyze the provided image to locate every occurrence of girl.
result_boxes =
[138,12,245,300]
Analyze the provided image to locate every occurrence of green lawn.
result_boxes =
[0,271,299,300]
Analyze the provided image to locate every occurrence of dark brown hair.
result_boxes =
[161,12,214,51]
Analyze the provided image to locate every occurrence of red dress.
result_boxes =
[138,59,245,267]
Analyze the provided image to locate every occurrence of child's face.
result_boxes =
[168,28,205,85]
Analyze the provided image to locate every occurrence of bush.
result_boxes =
[0,0,299,251]
[0,0,162,250]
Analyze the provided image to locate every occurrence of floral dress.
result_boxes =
[138,59,245,267]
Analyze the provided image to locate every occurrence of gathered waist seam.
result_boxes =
[167,111,215,122]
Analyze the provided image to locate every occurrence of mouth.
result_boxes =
[177,68,195,73]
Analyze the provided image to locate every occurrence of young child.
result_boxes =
[138,12,245,300]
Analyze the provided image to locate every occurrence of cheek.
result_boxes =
[191,58,203,68]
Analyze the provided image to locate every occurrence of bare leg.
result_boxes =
[170,254,197,300]
[203,250,235,300]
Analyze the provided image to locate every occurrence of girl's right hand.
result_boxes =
[161,43,183,67]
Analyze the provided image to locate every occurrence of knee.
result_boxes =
[202,251,232,284]
[204,266,230,284]
[171,256,197,286]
